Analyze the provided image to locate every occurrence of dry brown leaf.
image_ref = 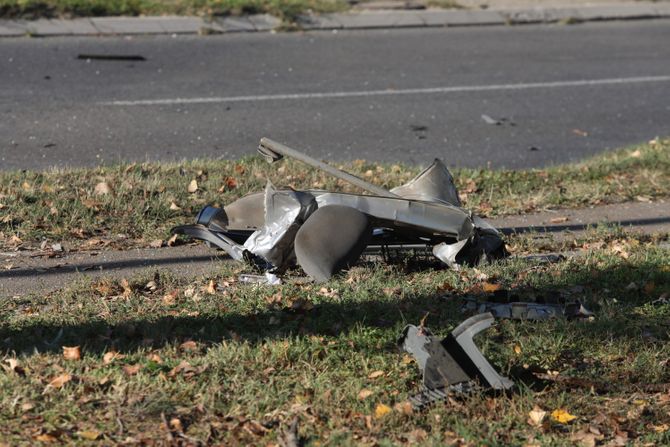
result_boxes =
[169,202,181,211]
[549,216,569,224]
[527,406,547,426]
[94,181,111,196]
[162,290,179,305]
[62,346,81,361]
[47,373,72,389]
[358,389,373,400]
[514,344,522,355]
[34,434,58,442]
[179,340,198,352]
[204,279,216,294]
[394,401,413,416]
[103,351,124,365]
[77,430,102,441]
[123,364,141,376]
[368,370,384,379]
[150,239,163,248]
[374,403,392,419]
[187,179,198,193]
[120,278,132,299]
[482,282,502,293]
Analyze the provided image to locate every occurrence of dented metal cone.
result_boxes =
[171,138,507,281]
[399,313,513,409]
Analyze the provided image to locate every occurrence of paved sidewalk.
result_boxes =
[1,1,670,37]
[1,200,667,297]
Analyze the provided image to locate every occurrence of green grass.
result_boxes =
[0,0,349,22]
[1,240,669,444]
[0,138,668,251]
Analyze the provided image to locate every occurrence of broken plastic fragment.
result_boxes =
[399,313,513,409]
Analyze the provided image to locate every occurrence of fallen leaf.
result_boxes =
[150,239,163,248]
[482,282,502,293]
[527,406,547,426]
[120,278,132,298]
[21,402,35,411]
[394,401,413,416]
[123,364,141,376]
[652,423,669,433]
[62,346,81,361]
[358,389,373,400]
[630,149,641,158]
[368,370,384,379]
[374,403,392,419]
[162,290,179,305]
[77,430,102,440]
[514,345,522,355]
[34,434,58,442]
[103,351,124,365]
[94,181,111,196]
[204,279,216,294]
[550,216,569,224]
[179,340,198,352]
[3,358,25,376]
[551,408,577,424]
[47,373,72,389]
[169,202,181,211]
[187,179,198,193]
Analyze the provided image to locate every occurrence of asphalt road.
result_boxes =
[1,20,670,170]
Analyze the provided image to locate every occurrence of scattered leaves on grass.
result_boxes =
[62,346,81,361]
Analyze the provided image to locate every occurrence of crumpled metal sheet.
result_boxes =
[391,158,461,207]
[243,183,317,270]
[242,186,479,271]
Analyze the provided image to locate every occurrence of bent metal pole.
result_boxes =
[258,137,399,199]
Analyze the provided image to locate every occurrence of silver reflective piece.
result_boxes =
[172,138,507,280]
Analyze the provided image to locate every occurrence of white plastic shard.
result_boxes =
[390,159,461,207]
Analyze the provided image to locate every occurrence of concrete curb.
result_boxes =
[1,3,670,37]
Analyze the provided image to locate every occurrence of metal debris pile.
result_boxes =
[173,137,507,282]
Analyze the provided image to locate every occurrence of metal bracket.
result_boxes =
[399,312,513,409]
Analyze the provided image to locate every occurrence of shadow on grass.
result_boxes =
[1,259,668,361]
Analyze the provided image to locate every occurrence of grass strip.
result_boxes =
[1,138,668,251]
[1,239,669,444]
[2,0,348,21]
